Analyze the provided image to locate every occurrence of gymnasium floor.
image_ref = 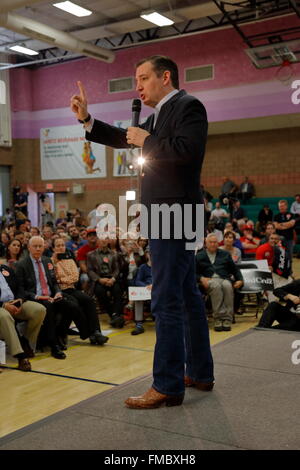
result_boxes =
[1,259,299,440]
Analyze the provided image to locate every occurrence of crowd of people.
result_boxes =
[1,190,300,373]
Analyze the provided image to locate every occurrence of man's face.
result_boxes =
[69,227,79,238]
[87,233,98,245]
[206,236,219,253]
[296,195,300,203]
[279,203,287,213]
[29,238,45,259]
[43,228,53,239]
[135,61,170,108]
[266,224,275,236]
[269,234,279,246]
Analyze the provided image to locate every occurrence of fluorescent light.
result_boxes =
[140,11,174,27]
[9,45,39,56]
[53,1,92,17]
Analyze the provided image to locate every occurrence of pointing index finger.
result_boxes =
[77,81,86,101]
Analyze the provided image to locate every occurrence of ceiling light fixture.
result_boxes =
[140,11,174,27]
[9,45,39,56]
[53,1,92,17]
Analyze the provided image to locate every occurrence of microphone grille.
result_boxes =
[132,99,141,112]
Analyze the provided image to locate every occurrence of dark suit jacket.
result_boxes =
[86,90,207,237]
[0,264,23,307]
[195,249,243,282]
[273,280,300,306]
[87,249,120,281]
[15,255,61,301]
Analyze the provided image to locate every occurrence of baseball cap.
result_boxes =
[87,228,97,235]
[243,224,253,231]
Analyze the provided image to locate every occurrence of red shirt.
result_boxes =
[256,242,274,266]
[76,243,97,262]
[240,235,260,254]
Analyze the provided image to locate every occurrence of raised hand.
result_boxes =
[70,81,89,121]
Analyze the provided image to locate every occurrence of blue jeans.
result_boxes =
[150,239,214,395]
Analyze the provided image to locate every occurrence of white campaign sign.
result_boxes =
[128,286,151,301]
[40,125,106,180]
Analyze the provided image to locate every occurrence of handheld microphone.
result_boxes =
[131,99,141,127]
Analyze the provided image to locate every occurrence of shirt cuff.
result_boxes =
[84,117,94,133]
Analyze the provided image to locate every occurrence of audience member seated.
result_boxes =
[55,211,68,227]
[240,224,260,258]
[237,176,255,203]
[131,247,152,336]
[231,200,247,224]
[0,308,32,371]
[0,231,10,258]
[0,263,46,364]
[257,232,293,301]
[210,201,229,230]
[16,236,79,359]
[121,236,146,287]
[76,228,99,291]
[220,231,242,264]
[6,238,23,269]
[137,237,149,256]
[257,205,273,234]
[219,177,238,205]
[290,194,300,218]
[274,200,295,269]
[257,279,300,331]
[207,220,223,243]
[259,222,277,245]
[87,238,124,328]
[30,227,40,237]
[66,224,87,254]
[196,234,243,332]
[51,237,108,346]
[224,222,240,238]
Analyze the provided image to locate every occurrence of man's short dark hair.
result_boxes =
[136,55,179,89]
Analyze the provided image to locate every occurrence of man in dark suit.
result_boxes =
[16,236,78,359]
[70,55,214,408]
[87,238,124,328]
[196,234,243,331]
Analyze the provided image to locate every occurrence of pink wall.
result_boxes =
[10,14,300,137]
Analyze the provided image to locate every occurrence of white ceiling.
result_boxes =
[0,0,298,67]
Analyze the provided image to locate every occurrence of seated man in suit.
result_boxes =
[196,233,243,332]
[87,238,124,328]
[0,264,46,370]
[16,236,81,359]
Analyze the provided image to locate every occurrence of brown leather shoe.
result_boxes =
[184,376,214,391]
[17,358,32,372]
[125,387,184,409]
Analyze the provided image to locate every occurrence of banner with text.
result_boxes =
[113,119,141,177]
[40,126,106,180]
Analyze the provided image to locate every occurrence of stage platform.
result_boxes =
[0,328,299,450]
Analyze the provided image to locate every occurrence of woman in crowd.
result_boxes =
[51,237,108,346]
[0,231,10,258]
[220,231,242,264]
[6,238,23,269]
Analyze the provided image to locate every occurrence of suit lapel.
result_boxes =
[154,90,186,134]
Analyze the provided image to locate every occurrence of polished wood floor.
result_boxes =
[1,259,299,439]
